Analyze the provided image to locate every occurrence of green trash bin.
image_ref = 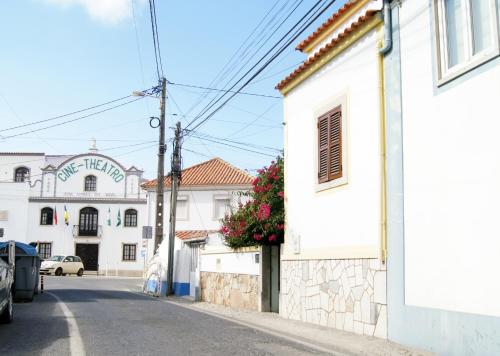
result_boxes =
[0,241,40,302]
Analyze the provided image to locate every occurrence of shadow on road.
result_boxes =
[48,289,155,303]
[0,293,70,355]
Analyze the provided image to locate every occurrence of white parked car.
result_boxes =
[40,255,84,276]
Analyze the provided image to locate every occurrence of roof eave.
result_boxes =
[276,12,382,95]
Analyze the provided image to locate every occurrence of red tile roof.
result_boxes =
[176,230,217,241]
[276,10,378,92]
[142,157,253,189]
[296,0,362,52]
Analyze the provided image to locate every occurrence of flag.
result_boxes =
[107,207,111,226]
[54,206,58,225]
[116,209,121,227]
[64,205,69,225]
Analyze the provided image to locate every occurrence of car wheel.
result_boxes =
[0,289,13,323]
[77,268,84,277]
[55,267,63,276]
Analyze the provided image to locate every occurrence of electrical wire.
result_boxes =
[186,0,308,128]
[186,0,338,134]
[188,135,277,158]
[180,0,284,118]
[148,0,161,80]
[0,94,133,134]
[167,81,281,99]
[1,97,145,140]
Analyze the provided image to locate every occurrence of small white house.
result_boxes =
[276,0,388,337]
[142,158,254,299]
[0,146,147,276]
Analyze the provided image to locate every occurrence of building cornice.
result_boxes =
[29,197,147,204]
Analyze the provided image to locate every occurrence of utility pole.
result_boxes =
[166,121,182,296]
[154,77,167,253]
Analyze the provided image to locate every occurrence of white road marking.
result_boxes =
[47,292,86,356]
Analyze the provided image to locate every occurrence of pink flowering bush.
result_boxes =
[219,157,284,248]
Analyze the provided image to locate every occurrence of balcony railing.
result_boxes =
[73,225,102,238]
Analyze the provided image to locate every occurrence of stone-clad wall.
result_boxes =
[200,272,260,311]
[280,258,387,338]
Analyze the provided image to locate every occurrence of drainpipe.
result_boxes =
[379,0,393,55]
[377,0,392,264]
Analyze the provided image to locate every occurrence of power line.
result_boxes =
[151,0,164,77]
[148,0,161,80]
[187,0,307,128]
[0,94,132,134]
[224,101,279,139]
[188,131,282,153]
[180,0,284,119]
[189,135,278,158]
[1,97,145,140]
[186,0,337,134]
[167,80,281,99]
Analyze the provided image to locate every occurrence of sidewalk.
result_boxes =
[166,297,434,356]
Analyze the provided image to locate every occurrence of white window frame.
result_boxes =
[213,194,231,220]
[176,195,189,221]
[435,0,500,85]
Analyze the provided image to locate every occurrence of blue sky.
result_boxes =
[0,0,345,178]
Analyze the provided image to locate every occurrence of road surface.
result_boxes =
[0,276,329,355]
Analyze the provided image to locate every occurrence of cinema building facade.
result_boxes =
[0,148,147,276]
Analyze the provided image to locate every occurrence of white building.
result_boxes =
[385,1,500,355]
[276,0,387,337]
[142,158,256,300]
[0,147,147,276]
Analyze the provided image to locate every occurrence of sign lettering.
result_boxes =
[57,157,125,183]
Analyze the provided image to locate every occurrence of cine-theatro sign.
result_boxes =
[57,157,125,183]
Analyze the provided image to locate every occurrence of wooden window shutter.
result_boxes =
[317,105,342,184]
[317,115,329,183]
[328,107,342,180]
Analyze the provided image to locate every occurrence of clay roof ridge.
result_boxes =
[212,157,254,181]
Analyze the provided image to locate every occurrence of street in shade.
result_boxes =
[0,276,328,356]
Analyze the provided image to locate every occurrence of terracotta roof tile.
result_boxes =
[141,157,253,189]
[276,10,378,92]
[296,0,361,52]
[176,230,217,241]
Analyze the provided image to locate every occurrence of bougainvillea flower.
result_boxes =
[277,224,284,230]
[257,204,271,220]
[269,234,276,242]
[278,191,284,199]
[253,233,262,241]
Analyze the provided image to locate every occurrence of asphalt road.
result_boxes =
[0,276,328,356]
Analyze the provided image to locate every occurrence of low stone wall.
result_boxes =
[200,272,260,311]
[280,258,387,338]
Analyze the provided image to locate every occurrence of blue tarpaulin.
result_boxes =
[0,241,38,256]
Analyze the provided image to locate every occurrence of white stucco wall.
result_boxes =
[0,154,45,183]
[200,250,260,275]
[0,151,147,276]
[400,0,500,317]
[0,182,29,242]
[147,186,250,240]
[26,201,147,273]
[284,29,382,258]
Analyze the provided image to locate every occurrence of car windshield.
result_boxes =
[48,255,64,262]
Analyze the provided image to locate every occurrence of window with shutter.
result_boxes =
[317,106,343,184]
